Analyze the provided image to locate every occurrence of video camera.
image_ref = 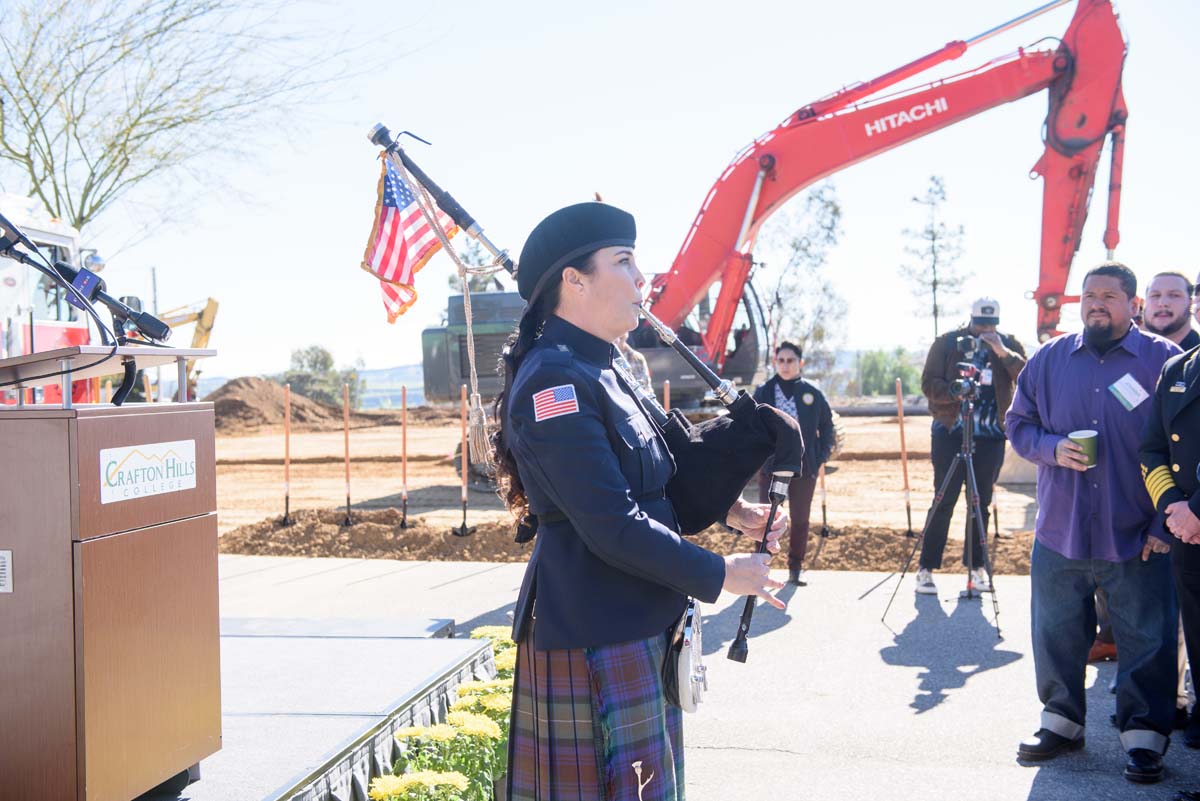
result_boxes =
[949,334,989,401]
[950,361,981,400]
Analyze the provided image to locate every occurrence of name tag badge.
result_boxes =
[1108,372,1150,411]
[1170,381,1187,394]
[980,368,993,386]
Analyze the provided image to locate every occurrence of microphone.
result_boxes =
[52,261,172,342]
[59,263,106,311]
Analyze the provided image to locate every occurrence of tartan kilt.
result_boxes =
[507,624,685,801]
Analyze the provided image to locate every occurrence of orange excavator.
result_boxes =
[639,0,1127,387]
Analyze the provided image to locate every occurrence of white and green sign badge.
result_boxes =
[100,439,197,504]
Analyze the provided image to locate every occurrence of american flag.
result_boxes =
[361,157,459,321]
[533,384,579,422]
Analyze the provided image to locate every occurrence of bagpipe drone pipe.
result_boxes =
[632,305,804,535]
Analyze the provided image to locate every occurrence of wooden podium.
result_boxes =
[0,346,222,801]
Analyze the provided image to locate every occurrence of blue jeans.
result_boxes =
[1030,539,1177,752]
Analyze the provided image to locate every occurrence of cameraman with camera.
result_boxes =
[915,298,1027,595]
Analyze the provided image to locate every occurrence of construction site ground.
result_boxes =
[216,405,1041,575]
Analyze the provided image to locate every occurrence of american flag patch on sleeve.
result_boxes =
[533,384,579,422]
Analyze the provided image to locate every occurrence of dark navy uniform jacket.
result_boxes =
[507,315,726,651]
[1141,345,1200,517]
[753,376,834,478]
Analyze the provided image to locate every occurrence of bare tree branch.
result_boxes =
[0,0,386,232]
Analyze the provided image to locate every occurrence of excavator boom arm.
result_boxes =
[649,0,1126,364]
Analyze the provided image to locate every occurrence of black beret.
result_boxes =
[517,202,636,302]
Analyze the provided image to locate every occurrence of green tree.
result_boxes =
[854,347,921,397]
[753,181,845,381]
[899,175,969,339]
[281,345,364,409]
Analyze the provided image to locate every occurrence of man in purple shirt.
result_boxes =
[1006,262,1182,783]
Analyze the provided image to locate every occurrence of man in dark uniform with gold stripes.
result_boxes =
[1140,340,1200,798]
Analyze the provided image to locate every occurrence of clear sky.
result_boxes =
[77,0,1198,378]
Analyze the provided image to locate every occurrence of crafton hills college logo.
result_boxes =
[100,439,197,504]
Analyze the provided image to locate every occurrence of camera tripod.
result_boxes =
[883,393,1002,639]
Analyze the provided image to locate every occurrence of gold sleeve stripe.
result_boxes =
[1146,474,1175,496]
[1144,465,1178,508]
[1147,477,1174,500]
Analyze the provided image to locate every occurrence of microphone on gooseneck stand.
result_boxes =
[51,261,172,342]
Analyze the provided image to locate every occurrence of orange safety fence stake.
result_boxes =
[342,383,352,526]
[400,385,409,529]
[896,378,915,537]
[283,383,292,525]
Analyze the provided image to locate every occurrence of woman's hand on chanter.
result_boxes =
[725,498,787,554]
[723,553,786,610]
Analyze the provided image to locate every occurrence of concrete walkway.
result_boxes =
[218,556,1200,801]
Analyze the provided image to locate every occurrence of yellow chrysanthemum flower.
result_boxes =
[423,723,459,742]
[396,770,470,791]
[481,694,514,713]
[454,678,511,697]
[494,648,517,672]
[393,725,427,741]
[367,774,405,800]
[449,696,478,713]
[469,625,515,645]
[447,710,502,740]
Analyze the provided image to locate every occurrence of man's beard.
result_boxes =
[1084,316,1122,349]
[1146,312,1188,337]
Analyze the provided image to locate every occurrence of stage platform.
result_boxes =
[157,556,501,801]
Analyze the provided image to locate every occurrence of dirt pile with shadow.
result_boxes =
[220,506,1034,574]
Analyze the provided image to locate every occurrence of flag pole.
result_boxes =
[366,123,501,472]
[368,124,515,276]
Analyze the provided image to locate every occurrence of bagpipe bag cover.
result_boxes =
[665,393,805,534]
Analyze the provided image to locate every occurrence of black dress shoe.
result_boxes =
[787,570,807,587]
[1124,748,1164,783]
[1173,791,1200,801]
[1017,729,1084,761]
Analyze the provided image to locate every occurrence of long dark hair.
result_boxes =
[491,253,596,522]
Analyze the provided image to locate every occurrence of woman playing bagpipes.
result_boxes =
[493,201,788,801]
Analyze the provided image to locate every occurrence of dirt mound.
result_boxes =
[205,377,404,433]
[220,506,1034,574]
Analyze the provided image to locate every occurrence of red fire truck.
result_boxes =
[0,193,102,404]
